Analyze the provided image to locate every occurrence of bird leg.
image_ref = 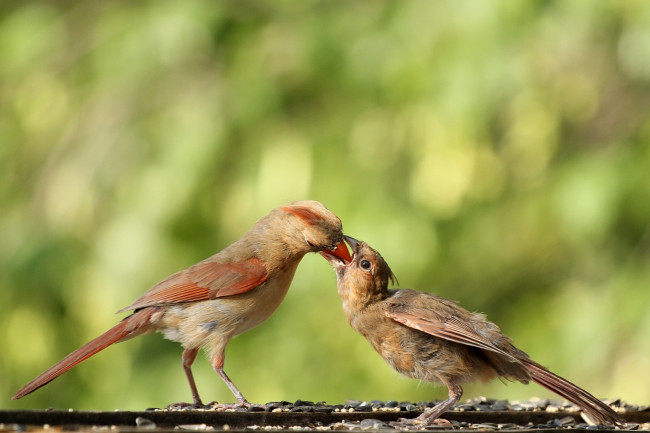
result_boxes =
[208,352,256,409]
[215,366,248,405]
[183,348,203,406]
[418,381,462,425]
[166,348,204,409]
[391,380,462,428]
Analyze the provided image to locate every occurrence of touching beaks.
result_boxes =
[320,239,352,264]
[343,236,359,252]
[330,240,352,263]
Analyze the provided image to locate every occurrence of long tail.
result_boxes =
[12,308,156,400]
[522,359,624,425]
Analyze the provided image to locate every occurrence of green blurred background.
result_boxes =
[1,0,649,410]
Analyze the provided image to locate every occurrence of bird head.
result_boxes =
[278,200,351,263]
[323,235,397,299]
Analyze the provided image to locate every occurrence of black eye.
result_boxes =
[360,259,372,270]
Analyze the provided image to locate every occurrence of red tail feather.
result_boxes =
[12,308,156,400]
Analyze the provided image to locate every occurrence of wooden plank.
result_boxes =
[0,408,646,430]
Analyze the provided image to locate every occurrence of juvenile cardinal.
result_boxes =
[13,200,351,407]
[323,237,623,426]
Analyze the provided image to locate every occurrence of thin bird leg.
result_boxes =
[390,380,462,428]
[183,348,203,406]
[419,381,463,425]
[166,348,203,409]
[211,352,251,407]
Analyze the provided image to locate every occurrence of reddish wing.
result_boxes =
[118,257,268,312]
[385,303,518,363]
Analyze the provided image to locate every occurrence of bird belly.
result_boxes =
[155,261,299,349]
[364,321,499,385]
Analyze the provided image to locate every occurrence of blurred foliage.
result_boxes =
[1,0,649,410]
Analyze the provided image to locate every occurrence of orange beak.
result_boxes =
[322,240,351,264]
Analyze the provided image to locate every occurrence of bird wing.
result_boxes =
[385,295,519,363]
[117,257,268,312]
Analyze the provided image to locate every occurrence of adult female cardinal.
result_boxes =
[323,237,623,426]
[13,200,351,407]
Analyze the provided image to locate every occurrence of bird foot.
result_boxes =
[390,417,453,430]
[165,401,209,410]
[426,418,453,427]
[164,400,267,412]
[204,400,266,411]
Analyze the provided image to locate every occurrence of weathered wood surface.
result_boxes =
[1,408,648,431]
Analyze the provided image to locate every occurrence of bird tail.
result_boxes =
[12,308,156,400]
[522,358,624,426]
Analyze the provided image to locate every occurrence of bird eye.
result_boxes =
[360,259,372,270]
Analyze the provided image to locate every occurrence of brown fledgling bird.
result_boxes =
[323,237,623,426]
[13,200,351,407]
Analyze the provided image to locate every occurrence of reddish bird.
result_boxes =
[13,200,351,407]
[323,237,623,426]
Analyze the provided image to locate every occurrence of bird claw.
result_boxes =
[164,399,267,412]
[390,417,453,430]
[204,400,267,411]
[390,418,420,430]
[164,401,208,410]
[427,418,453,427]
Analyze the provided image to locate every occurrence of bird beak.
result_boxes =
[331,240,352,263]
[344,235,359,254]
[320,240,351,265]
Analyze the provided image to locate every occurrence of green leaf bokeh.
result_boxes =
[1,1,649,410]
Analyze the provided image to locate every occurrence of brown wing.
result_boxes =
[386,291,623,426]
[118,257,268,312]
[385,292,519,363]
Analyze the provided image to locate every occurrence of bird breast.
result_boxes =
[155,259,301,349]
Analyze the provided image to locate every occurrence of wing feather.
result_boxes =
[386,300,518,363]
[118,257,268,312]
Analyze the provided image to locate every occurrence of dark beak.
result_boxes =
[344,236,359,253]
